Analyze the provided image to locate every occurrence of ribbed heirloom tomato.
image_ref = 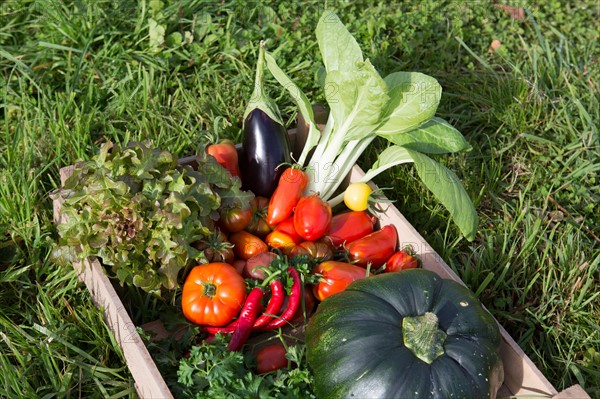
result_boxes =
[181,263,247,327]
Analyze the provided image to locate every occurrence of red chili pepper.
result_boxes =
[252,279,285,328]
[263,268,301,330]
[228,287,264,351]
[201,279,284,335]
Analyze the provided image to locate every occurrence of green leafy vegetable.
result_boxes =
[52,141,252,295]
[265,11,478,240]
[177,334,315,398]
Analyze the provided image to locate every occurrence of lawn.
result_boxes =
[1,0,598,397]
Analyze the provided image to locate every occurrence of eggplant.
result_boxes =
[241,109,291,197]
[240,41,292,197]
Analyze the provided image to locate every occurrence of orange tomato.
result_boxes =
[229,231,268,260]
[181,263,247,327]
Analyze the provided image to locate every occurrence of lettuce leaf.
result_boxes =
[53,142,252,296]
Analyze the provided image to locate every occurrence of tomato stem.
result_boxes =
[202,282,217,298]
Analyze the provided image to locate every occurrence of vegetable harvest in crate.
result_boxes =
[53,11,503,399]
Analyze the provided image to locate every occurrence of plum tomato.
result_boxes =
[312,261,369,301]
[229,231,268,260]
[293,195,332,241]
[245,196,273,239]
[324,211,376,248]
[385,249,419,272]
[347,225,397,268]
[255,344,288,374]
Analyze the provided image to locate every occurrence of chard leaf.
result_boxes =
[360,145,414,183]
[408,150,478,241]
[360,146,478,241]
[377,72,441,135]
[264,51,320,164]
[379,117,472,154]
[316,11,363,73]
[326,59,388,141]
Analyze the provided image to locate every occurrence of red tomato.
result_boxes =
[243,252,278,280]
[385,249,419,272]
[289,241,333,262]
[347,225,398,268]
[256,344,288,374]
[265,230,302,254]
[206,140,241,178]
[293,195,332,241]
[267,167,308,226]
[245,196,273,239]
[324,211,376,248]
[229,231,268,260]
[181,263,247,326]
[312,261,369,301]
[192,230,234,264]
[220,207,252,233]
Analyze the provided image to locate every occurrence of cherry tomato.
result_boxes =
[192,230,234,264]
[312,261,369,301]
[267,167,308,226]
[324,211,376,248]
[293,195,332,241]
[181,263,247,326]
[206,140,241,178]
[289,241,333,262]
[220,207,252,233]
[245,196,273,239]
[347,225,398,268]
[385,249,419,272]
[256,344,288,374]
[243,252,278,280]
[229,231,268,260]
[343,182,372,211]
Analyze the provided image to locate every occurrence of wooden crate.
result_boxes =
[53,159,589,399]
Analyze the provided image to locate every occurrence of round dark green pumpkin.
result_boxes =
[305,268,504,399]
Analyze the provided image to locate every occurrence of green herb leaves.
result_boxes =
[53,142,252,295]
[177,334,315,398]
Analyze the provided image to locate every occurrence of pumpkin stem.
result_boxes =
[402,312,446,364]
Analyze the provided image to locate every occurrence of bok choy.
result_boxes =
[265,11,478,241]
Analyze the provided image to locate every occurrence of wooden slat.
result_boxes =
[553,385,591,399]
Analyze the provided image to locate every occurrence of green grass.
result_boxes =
[1,0,599,397]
